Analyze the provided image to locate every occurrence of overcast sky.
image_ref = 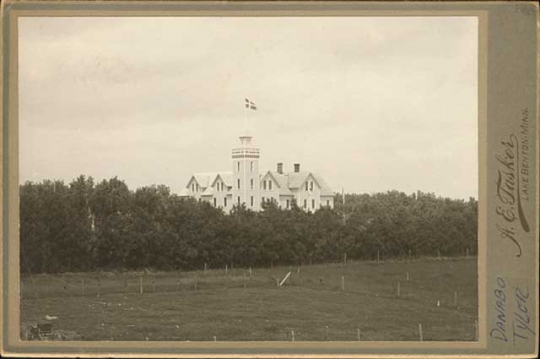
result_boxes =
[19,16,478,199]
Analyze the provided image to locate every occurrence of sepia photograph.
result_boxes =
[17,14,481,343]
[2,0,539,357]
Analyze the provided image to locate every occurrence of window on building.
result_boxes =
[191,183,195,192]
[213,198,217,207]
[286,199,290,209]
[305,182,308,191]
[250,179,254,190]
[237,162,240,172]
[310,181,314,191]
[250,196,254,206]
[303,199,307,208]
[237,179,241,190]
[263,180,266,190]
[312,199,315,209]
[269,181,272,190]
[237,196,240,205]
[221,183,224,191]
[196,184,199,192]
[326,200,330,207]
[224,198,227,207]
[250,162,254,172]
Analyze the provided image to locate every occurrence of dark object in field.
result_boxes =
[22,323,82,341]
[319,277,323,284]
[28,323,54,340]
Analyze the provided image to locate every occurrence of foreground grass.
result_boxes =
[21,257,477,341]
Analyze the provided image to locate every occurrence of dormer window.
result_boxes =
[269,181,272,190]
[263,181,267,190]
[305,182,308,191]
[237,162,240,172]
[310,181,314,191]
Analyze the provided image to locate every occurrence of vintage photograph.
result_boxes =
[18,15,479,342]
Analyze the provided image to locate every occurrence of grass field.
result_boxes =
[20,257,477,341]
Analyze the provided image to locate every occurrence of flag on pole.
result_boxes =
[245,98,257,110]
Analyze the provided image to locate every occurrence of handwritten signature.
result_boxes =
[489,277,535,344]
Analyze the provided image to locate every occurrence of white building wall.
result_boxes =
[279,195,294,209]
[187,178,202,202]
[321,196,335,209]
[212,177,228,210]
[295,174,323,212]
[231,137,260,211]
[260,173,280,206]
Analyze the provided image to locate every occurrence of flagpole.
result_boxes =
[243,98,247,136]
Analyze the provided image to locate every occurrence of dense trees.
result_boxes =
[20,177,477,274]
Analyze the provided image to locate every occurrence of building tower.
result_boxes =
[231,136,260,210]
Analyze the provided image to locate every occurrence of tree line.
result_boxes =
[20,176,477,274]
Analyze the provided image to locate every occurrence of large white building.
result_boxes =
[179,135,334,213]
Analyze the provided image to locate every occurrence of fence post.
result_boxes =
[419,324,423,341]
[139,276,143,294]
[341,276,345,291]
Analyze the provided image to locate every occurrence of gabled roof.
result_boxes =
[211,172,233,188]
[184,168,333,197]
[311,173,334,196]
[201,187,215,197]
[287,171,334,196]
[178,187,191,197]
[286,171,311,189]
[190,171,231,189]
[268,171,292,195]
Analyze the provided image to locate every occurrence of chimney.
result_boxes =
[294,163,300,173]
[277,163,283,174]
